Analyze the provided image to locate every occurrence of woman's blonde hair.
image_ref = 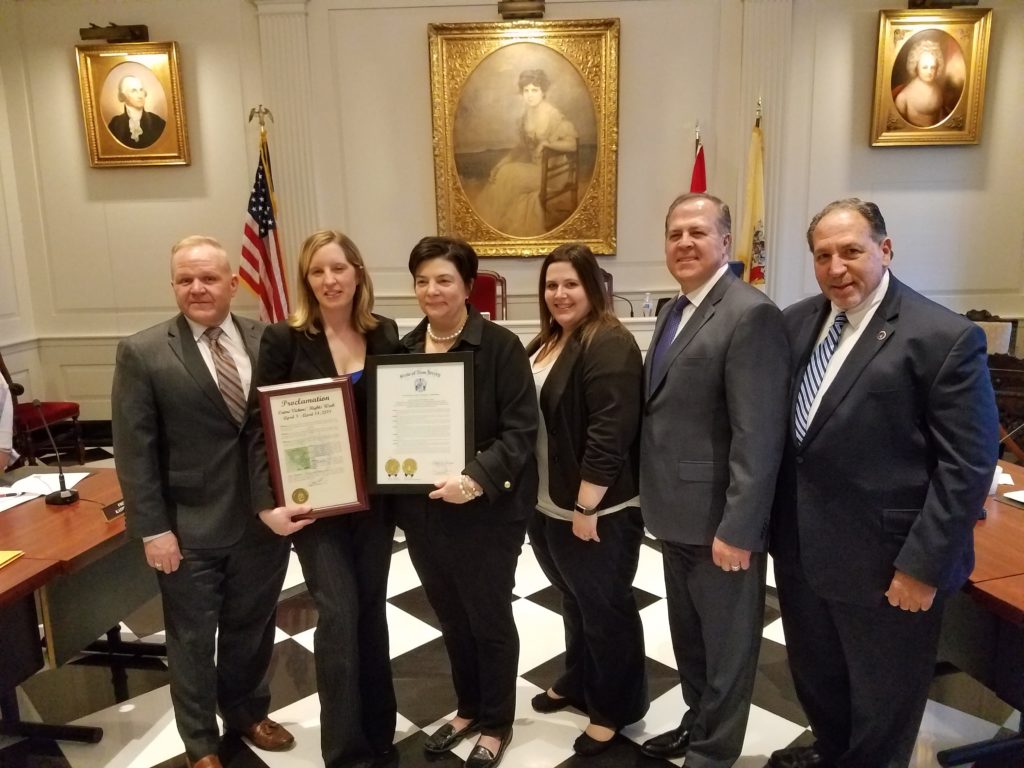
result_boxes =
[289,230,379,334]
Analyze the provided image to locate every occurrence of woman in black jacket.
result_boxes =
[254,230,402,768]
[526,243,648,756]
[399,236,538,768]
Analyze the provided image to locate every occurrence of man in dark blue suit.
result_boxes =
[769,199,999,768]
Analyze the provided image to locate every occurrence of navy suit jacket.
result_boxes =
[771,274,1000,606]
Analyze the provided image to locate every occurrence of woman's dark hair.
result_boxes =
[518,69,550,93]
[535,242,620,355]
[408,236,479,288]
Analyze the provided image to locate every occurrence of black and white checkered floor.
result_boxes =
[1,452,1020,768]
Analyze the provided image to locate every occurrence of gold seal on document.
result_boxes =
[385,458,400,477]
[402,458,418,477]
[292,488,309,504]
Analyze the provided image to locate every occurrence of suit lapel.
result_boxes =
[540,337,581,419]
[800,278,900,447]
[646,273,732,399]
[171,314,236,423]
[296,331,338,378]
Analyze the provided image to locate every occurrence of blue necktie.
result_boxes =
[794,312,848,443]
[649,296,689,391]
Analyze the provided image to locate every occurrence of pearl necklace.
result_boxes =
[427,314,468,343]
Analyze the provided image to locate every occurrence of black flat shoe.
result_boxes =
[465,727,513,768]
[573,730,618,756]
[530,690,575,713]
[423,720,480,754]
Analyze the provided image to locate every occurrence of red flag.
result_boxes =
[689,141,707,193]
[241,131,289,323]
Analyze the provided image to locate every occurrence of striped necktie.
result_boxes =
[203,326,246,424]
[649,295,690,392]
[794,312,848,444]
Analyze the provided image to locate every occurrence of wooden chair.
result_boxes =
[469,270,508,320]
[540,146,579,222]
[988,353,1024,463]
[0,351,85,466]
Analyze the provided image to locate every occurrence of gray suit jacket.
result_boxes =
[112,313,270,549]
[640,271,790,551]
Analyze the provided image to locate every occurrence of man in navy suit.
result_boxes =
[112,236,295,768]
[639,193,790,766]
[769,199,999,768]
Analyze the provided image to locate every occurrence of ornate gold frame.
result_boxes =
[871,9,992,147]
[76,42,190,167]
[428,19,619,257]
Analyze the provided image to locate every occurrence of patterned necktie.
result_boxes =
[794,312,848,443]
[203,326,246,424]
[649,295,690,392]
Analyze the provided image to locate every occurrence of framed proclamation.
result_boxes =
[367,353,475,494]
[258,377,369,518]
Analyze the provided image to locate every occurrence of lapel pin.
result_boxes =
[877,330,887,341]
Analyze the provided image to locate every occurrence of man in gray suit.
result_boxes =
[112,236,294,768]
[768,200,998,768]
[640,193,790,767]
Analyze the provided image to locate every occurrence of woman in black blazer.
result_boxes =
[399,236,538,768]
[525,243,648,756]
[254,230,402,768]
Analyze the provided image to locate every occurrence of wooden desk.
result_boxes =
[937,461,1024,765]
[0,469,157,743]
[0,469,156,667]
[971,461,1024,584]
[0,556,61,606]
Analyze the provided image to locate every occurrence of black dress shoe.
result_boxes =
[465,727,513,768]
[423,720,480,754]
[640,725,690,759]
[573,730,617,756]
[768,744,833,768]
[531,690,576,713]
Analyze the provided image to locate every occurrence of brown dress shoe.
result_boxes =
[188,756,223,768]
[240,718,295,751]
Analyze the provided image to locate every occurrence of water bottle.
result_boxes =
[641,292,653,317]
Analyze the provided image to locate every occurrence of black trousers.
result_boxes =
[528,508,648,728]
[292,504,397,767]
[661,541,765,768]
[402,507,528,737]
[775,564,945,768]
[158,525,289,760]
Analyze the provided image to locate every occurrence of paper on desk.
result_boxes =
[0,473,91,512]
[1002,489,1024,503]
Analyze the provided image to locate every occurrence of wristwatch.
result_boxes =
[574,501,598,516]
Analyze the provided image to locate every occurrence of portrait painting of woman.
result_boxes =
[890,31,965,129]
[454,43,597,239]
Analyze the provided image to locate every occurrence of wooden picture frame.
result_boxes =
[257,377,369,519]
[871,9,992,147]
[428,18,619,257]
[75,41,190,167]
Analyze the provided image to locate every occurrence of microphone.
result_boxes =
[1001,420,1024,445]
[32,399,79,505]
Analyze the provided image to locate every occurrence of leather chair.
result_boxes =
[988,352,1024,463]
[469,270,508,320]
[0,351,85,466]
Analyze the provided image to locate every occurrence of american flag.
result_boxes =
[241,132,289,322]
